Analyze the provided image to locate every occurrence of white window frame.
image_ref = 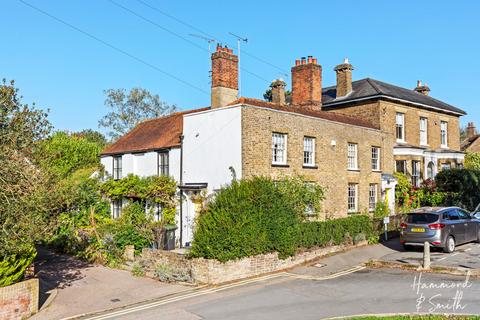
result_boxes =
[347,143,358,170]
[371,146,380,171]
[396,160,407,174]
[303,137,315,167]
[419,117,428,146]
[348,184,358,213]
[396,112,405,142]
[272,133,287,165]
[112,199,122,219]
[369,184,378,212]
[440,121,448,148]
[412,160,421,187]
[113,156,122,180]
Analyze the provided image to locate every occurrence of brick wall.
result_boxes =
[241,106,394,218]
[134,242,367,285]
[0,278,39,320]
[328,99,461,151]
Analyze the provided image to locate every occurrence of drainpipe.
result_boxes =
[179,134,184,248]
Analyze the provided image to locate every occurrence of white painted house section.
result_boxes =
[182,106,242,192]
[100,148,181,180]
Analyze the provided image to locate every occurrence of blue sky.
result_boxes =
[2,0,479,133]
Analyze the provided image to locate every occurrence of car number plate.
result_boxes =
[411,227,425,232]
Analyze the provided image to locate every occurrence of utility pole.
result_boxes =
[229,32,248,98]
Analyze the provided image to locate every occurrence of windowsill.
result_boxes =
[272,163,289,168]
[302,165,318,169]
[440,145,449,149]
[420,144,429,147]
[396,140,406,144]
[347,211,359,215]
[372,169,382,173]
[348,169,360,172]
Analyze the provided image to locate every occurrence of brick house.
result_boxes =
[101,45,466,247]
[461,122,480,153]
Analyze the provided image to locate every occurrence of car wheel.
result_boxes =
[443,236,455,253]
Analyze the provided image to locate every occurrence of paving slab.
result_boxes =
[31,247,190,320]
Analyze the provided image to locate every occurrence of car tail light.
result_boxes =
[432,241,441,245]
[400,240,406,244]
[428,223,446,230]
[400,223,408,229]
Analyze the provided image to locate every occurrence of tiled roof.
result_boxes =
[101,107,210,156]
[322,78,466,116]
[228,97,376,129]
[461,135,480,151]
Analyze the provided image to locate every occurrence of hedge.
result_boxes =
[0,247,37,287]
[190,176,371,262]
[299,215,373,249]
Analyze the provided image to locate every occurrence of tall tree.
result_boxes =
[0,79,54,257]
[99,88,176,141]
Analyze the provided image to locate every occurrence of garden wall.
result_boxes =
[135,241,368,285]
[0,278,39,320]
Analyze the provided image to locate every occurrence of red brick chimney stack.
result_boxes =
[467,122,477,139]
[211,44,239,108]
[291,55,322,110]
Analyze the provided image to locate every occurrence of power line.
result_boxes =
[107,0,271,84]
[18,0,209,95]
[134,0,289,77]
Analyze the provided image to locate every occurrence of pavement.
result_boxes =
[378,241,480,270]
[31,247,190,320]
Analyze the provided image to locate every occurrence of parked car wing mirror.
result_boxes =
[475,202,480,214]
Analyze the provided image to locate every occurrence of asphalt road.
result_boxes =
[80,267,480,320]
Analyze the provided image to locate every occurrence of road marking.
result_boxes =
[285,265,366,281]
[70,272,288,320]
[452,252,460,256]
[465,248,472,252]
[74,265,366,319]
[436,257,447,261]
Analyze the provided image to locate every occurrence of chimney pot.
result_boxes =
[295,59,300,66]
[307,56,313,64]
[414,80,431,96]
[301,57,306,65]
[312,58,317,64]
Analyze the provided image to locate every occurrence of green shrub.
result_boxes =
[465,152,480,170]
[190,176,326,262]
[298,215,373,249]
[0,247,37,287]
[154,263,191,282]
[131,262,145,277]
[373,202,390,218]
[435,169,480,211]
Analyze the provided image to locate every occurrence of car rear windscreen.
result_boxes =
[406,213,439,224]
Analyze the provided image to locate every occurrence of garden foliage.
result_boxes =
[0,247,36,287]
[435,169,480,211]
[191,176,329,262]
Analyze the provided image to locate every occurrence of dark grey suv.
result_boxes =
[400,207,480,253]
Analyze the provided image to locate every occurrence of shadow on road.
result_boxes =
[34,246,91,308]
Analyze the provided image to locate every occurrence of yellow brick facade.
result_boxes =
[241,105,395,218]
